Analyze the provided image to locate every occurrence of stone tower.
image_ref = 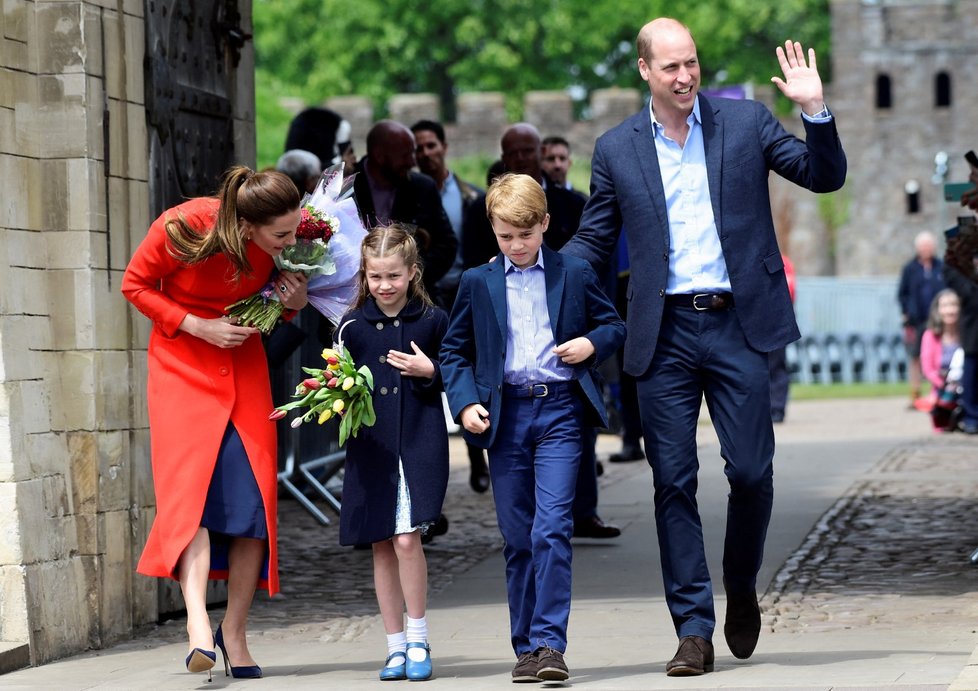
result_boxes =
[828,0,978,275]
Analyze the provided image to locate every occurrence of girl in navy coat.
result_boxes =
[336,225,449,682]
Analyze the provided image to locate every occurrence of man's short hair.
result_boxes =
[542,135,570,152]
[410,119,446,144]
[486,174,548,228]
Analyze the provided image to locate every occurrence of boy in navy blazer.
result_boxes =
[441,174,625,683]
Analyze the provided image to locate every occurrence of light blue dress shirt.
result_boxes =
[436,173,465,289]
[649,98,833,294]
[649,98,730,294]
[502,252,572,385]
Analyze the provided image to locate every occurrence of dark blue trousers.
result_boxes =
[635,305,775,640]
[488,383,584,655]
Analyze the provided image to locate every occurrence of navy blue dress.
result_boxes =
[201,422,268,578]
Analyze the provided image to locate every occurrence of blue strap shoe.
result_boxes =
[379,651,407,681]
[405,641,432,681]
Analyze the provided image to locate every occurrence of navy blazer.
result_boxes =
[562,94,847,376]
[441,246,625,449]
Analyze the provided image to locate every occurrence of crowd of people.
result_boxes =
[898,225,978,434]
[120,11,973,686]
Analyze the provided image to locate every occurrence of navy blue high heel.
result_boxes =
[185,647,216,682]
[215,624,263,679]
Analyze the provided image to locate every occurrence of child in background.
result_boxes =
[335,225,449,681]
[921,288,964,431]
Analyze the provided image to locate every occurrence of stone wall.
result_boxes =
[325,88,646,166]
[2,0,155,669]
[0,0,259,668]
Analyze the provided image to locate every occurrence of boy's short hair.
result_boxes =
[485,173,548,228]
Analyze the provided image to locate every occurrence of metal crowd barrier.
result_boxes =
[786,332,907,385]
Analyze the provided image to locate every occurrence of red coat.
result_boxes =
[122,197,280,594]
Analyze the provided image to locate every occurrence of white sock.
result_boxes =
[406,616,428,661]
[386,631,406,666]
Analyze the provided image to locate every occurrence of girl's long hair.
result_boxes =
[354,224,432,309]
[164,166,300,280]
[926,288,959,337]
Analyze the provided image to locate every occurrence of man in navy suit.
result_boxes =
[562,18,846,676]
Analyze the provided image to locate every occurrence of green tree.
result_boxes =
[253,0,831,163]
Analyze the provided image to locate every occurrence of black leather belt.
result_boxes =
[503,381,572,398]
[665,292,734,311]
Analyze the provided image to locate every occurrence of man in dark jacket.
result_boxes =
[353,120,457,296]
[410,119,483,310]
[410,119,491,494]
[898,231,945,407]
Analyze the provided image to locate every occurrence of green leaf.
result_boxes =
[362,394,376,427]
[358,365,374,391]
[338,410,352,446]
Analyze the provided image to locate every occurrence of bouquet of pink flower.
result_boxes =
[226,162,367,332]
[269,343,375,446]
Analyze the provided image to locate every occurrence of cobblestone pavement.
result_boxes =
[136,441,518,645]
[761,433,978,634]
[135,421,978,659]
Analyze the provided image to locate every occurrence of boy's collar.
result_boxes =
[503,250,545,273]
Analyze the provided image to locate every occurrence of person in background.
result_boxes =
[276,149,322,195]
[541,136,580,194]
[920,288,963,431]
[410,118,491,494]
[769,253,796,423]
[943,264,978,434]
[284,107,352,171]
[897,231,945,409]
[608,232,646,463]
[122,167,307,680]
[352,120,457,298]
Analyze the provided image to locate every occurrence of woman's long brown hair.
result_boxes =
[164,166,300,279]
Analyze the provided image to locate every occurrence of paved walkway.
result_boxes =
[6,396,978,689]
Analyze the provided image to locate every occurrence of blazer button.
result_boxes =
[376,322,384,330]
[393,319,400,327]
[658,289,665,297]
[380,386,388,395]
[393,386,398,394]
[663,252,668,260]
[379,355,386,364]
[219,367,229,376]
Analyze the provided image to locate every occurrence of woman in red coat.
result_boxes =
[122,167,306,679]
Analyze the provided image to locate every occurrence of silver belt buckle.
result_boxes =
[692,293,711,311]
[531,383,549,398]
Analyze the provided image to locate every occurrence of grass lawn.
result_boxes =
[791,381,915,400]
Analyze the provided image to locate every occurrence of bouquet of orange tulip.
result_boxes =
[269,344,375,446]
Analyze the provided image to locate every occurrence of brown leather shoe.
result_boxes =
[534,647,569,682]
[665,636,714,676]
[511,651,539,683]
[724,584,761,659]
[573,515,621,539]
